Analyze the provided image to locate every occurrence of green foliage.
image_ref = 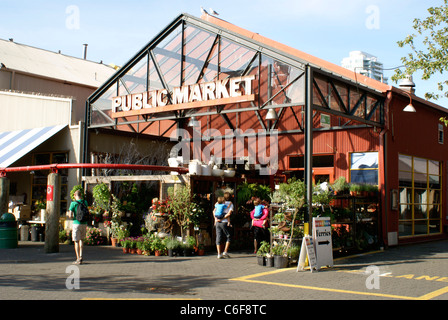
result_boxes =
[236,182,271,205]
[256,241,270,257]
[392,1,448,100]
[92,183,111,211]
[70,185,85,201]
[167,185,199,237]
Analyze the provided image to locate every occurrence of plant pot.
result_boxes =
[274,255,289,268]
[130,248,137,254]
[183,249,192,257]
[257,255,266,266]
[154,250,161,256]
[266,256,274,267]
[123,247,129,254]
[168,249,175,257]
[111,238,118,247]
[136,249,142,255]
[198,249,205,256]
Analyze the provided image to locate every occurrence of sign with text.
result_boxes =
[111,75,256,118]
[312,217,333,269]
[297,235,317,273]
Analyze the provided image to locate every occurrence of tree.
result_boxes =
[392,1,448,101]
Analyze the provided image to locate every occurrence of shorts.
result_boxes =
[216,222,232,245]
[72,224,87,242]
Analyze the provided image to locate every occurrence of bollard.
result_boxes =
[0,177,10,217]
[44,173,60,253]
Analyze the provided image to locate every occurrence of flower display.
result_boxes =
[151,198,170,215]
[84,227,106,246]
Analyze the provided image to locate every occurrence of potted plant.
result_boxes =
[151,236,165,256]
[332,176,349,195]
[167,185,198,239]
[197,244,205,256]
[120,237,131,253]
[182,236,196,256]
[272,243,289,268]
[164,237,181,257]
[256,241,270,266]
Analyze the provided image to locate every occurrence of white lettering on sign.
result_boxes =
[112,75,256,115]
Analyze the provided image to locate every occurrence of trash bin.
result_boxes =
[0,213,18,249]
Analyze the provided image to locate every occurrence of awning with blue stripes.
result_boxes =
[0,125,67,168]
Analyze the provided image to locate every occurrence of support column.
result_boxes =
[304,65,313,235]
[45,172,60,253]
[0,177,10,215]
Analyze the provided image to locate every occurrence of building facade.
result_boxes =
[0,38,115,214]
[85,13,447,247]
[341,51,388,84]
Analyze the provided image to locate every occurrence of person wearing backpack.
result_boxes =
[68,189,89,265]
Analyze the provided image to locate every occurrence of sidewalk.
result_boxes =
[0,239,447,301]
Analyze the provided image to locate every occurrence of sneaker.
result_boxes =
[217,254,223,259]
[223,252,230,258]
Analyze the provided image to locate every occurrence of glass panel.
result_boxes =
[428,160,440,175]
[399,188,411,204]
[413,157,427,174]
[119,54,148,95]
[398,171,412,187]
[350,170,378,184]
[351,152,378,169]
[154,24,183,90]
[90,83,117,126]
[429,175,440,189]
[428,189,441,205]
[398,221,412,237]
[414,203,427,219]
[414,220,428,235]
[398,154,412,172]
[428,204,441,219]
[429,219,441,234]
[399,204,412,220]
[34,154,50,165]
[414,173,427,188]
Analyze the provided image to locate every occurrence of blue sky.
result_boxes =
[1,0,447,107]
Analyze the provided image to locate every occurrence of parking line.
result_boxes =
[230,268,448,300]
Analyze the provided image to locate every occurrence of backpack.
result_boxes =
[76,201,90,223]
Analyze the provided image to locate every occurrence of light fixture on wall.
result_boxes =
[402,91,416,113]
[265,108,278,120]
[188,116,200,127]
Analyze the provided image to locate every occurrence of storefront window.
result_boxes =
[350,152,378,185]
[398,154,442,237]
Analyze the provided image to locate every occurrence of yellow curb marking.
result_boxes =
[230,268,448,300]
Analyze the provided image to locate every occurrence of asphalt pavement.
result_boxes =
[1,239,447,304]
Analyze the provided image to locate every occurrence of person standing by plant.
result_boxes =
[251,199,269,254]
[215,192,233,259]
[68,189,89,265]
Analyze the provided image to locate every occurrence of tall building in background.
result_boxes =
[341,51,387,84]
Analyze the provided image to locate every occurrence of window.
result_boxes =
[438,123,444,144]
[398,154,442,237]
[32,152,69,215]
[350,152,378,185]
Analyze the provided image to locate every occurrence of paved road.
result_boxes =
[1,239,447,304]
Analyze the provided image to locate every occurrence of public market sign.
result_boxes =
[111,75,256,118]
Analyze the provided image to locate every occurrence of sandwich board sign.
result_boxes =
[297,235,318,272]
[312,217,333,269]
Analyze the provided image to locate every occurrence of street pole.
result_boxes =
[45,172,60,253]
[304,65,313,236]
